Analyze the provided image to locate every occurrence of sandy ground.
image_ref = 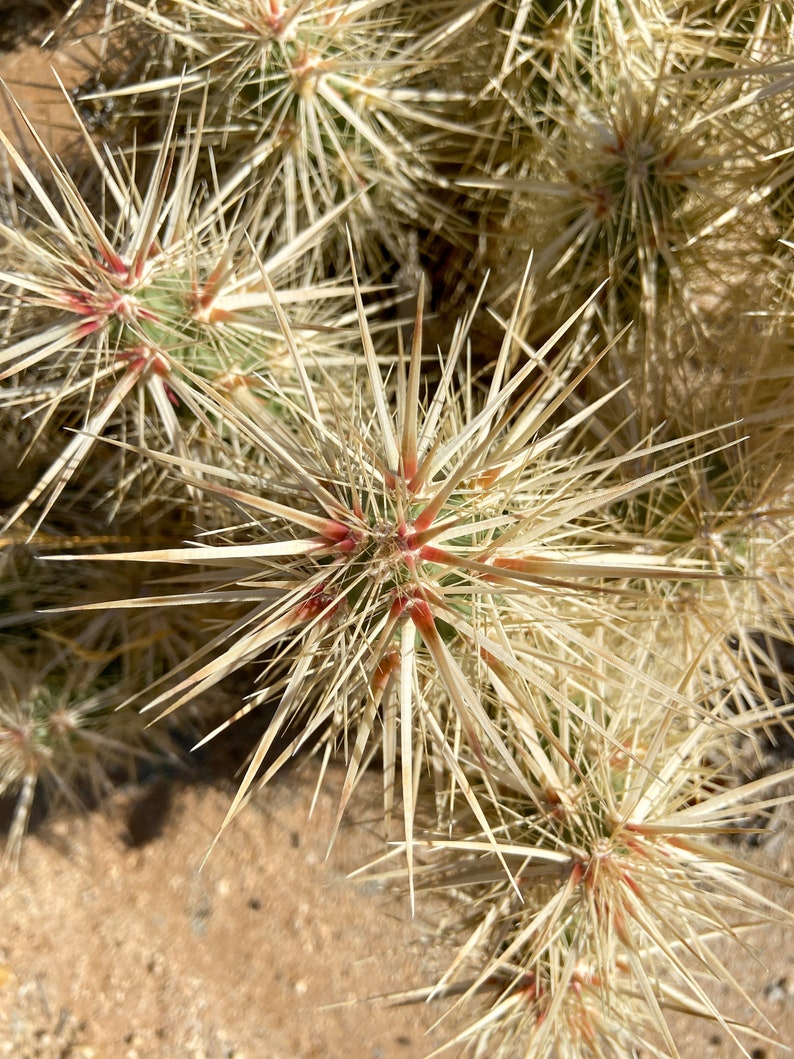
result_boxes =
[0,766,458,1059]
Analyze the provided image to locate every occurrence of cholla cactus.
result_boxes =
[0,96,357,533]
[466,40,766,335]
[50,266,733,896]
[0,649,178,868]
[86,0,491,265]
[1,1,793,1055]
[613,443,794,696]
[400,671,794,1057]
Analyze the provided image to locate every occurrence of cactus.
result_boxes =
[82,0,491,269]
[0,95,358,534]
[0,646,179,868]
[400,677,794,1057]
[1,1,793,1056]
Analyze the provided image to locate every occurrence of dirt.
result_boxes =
[0,765,460,1059]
